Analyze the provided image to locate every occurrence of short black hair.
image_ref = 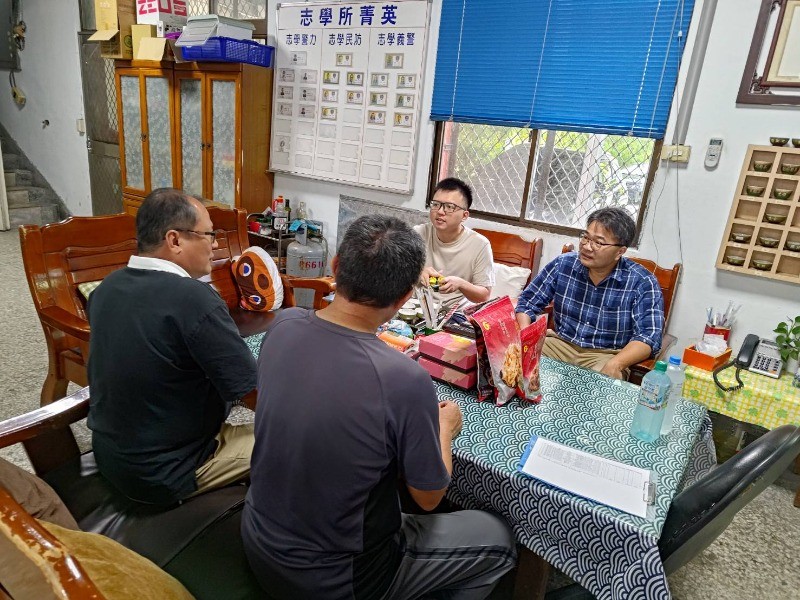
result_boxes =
[586,207,636,247]
[434,177,473,209]
[136,188,199,253]
[335,215,425,309]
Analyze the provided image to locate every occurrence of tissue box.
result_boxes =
[418,332,477,371]
[418,356,477,391]
[682,345,732,371]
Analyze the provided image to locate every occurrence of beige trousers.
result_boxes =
[542,330,628,379]
[194,422,254,495]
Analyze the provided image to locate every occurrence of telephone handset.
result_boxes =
[713,334,783,391]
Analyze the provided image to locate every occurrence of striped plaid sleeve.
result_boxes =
[630,272,665,355]
[515,255,561,318]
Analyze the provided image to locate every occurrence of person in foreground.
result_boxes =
[243,215,516,600]
[415,177,495,307]
[515,207,664,380]
[87,188,257,505]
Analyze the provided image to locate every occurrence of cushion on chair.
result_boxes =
[491,262,531,300]
[42,452,264,600]
[231,247,283,312]
[77,280,103,301]
[40,520,195,600]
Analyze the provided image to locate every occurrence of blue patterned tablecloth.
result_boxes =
[245,334,715,600]
[437,357,715,600]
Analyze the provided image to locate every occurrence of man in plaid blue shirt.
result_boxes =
[516,208,664,380]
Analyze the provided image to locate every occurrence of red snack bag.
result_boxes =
[520,315,548,404]
[468,297,521,406]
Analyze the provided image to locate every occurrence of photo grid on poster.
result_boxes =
[270,1,429,193]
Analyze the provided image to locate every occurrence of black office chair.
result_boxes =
[546,424,800,599]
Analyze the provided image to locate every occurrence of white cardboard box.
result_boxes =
[176,15,255,47]
[135,0,188,32]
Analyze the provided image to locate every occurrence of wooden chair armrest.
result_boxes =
[0,488,102,600]
[0,388,89,476]
[38,307,91,342]
[281,275,336,309]
[628,334,678,384]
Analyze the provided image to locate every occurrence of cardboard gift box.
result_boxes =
[418,356,477,391]
[683,344,732,371]
[418,332,477,371]
[135,0,188,35]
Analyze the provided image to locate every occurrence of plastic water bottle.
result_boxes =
[661,356,685,435]
[631,361,670,442]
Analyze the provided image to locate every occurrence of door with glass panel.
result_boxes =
[175,73,205,200]
[206,73,240,206]
[115,68,175,197]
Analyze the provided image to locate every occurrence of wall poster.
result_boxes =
[270,1,429,193]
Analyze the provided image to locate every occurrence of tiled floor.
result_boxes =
[1,228,798,599]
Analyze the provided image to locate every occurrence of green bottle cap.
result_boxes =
[654,361,668,372]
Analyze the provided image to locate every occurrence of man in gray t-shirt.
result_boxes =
[242,215,516,600]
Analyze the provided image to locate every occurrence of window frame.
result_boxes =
[427,121,663,244]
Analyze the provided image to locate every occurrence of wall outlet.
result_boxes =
[661,144,691,162]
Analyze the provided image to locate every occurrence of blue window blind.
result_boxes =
[431,0,695,138]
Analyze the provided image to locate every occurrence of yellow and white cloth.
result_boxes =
[683,365,800,429]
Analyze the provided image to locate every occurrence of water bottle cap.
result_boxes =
[654,361,668,372]
[669,355,681,365]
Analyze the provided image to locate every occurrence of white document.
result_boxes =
[518,435,653,518]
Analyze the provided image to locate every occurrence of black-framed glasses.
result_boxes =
[175,229,220,243]
[578,230,625,250]
[429,200,467,214]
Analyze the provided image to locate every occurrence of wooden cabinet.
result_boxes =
[716,144,800,285]
[116,61,273,216]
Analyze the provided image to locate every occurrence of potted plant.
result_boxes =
[774,315,800,375]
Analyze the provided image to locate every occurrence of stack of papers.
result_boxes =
[518,435,653,518]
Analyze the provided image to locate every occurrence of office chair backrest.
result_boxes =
[659,424,800,574]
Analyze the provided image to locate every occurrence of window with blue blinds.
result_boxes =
[431,0,695,139]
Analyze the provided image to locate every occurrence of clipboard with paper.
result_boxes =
[517,435,655,518]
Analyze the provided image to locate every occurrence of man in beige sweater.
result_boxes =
[414,178,494,310]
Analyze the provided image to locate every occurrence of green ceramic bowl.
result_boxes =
[785,240,800,252]
[745,184,766,196]
[780,163,800,175]
[773,188,793,200]
[792,138,800,148]
[751,258,774,271]
[764,213,787,224]
[758,235,780,248]
[770,137,789,146]
[725,255,745,266]
[753,160,773,172]
[730,232,752,243]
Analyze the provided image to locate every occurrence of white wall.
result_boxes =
[0,0,91,215]
[268,0,800,354]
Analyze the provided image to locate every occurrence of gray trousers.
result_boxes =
[381,510,517,600]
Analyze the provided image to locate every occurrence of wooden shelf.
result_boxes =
[716,144,800,285]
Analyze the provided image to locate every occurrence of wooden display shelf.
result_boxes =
[716,144,800,285]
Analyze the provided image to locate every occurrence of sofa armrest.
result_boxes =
[38,306,91,342]
[0,387,89,476]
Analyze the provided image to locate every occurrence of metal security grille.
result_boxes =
[188,1,267,18]
[80,34,122,215]
[436,122,654,232]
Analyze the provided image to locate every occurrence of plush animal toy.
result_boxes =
[231,247,283,312]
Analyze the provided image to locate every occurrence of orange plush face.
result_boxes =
[232,248,282,311]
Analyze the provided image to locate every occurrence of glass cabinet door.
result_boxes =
[144,75,173,190]
[177,76,204,199]
[119,74,145,192]
[209,77,237,206]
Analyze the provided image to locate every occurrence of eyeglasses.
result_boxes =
[429,200,467,214]
[578,230,625,250]
[175,229,221,243]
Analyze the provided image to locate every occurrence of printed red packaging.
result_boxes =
[468,297,522,406]
[418,356,477,391]
[520,314,548,404]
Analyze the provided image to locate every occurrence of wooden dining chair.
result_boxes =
[474,228,544,285]
[547,244,681,384]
